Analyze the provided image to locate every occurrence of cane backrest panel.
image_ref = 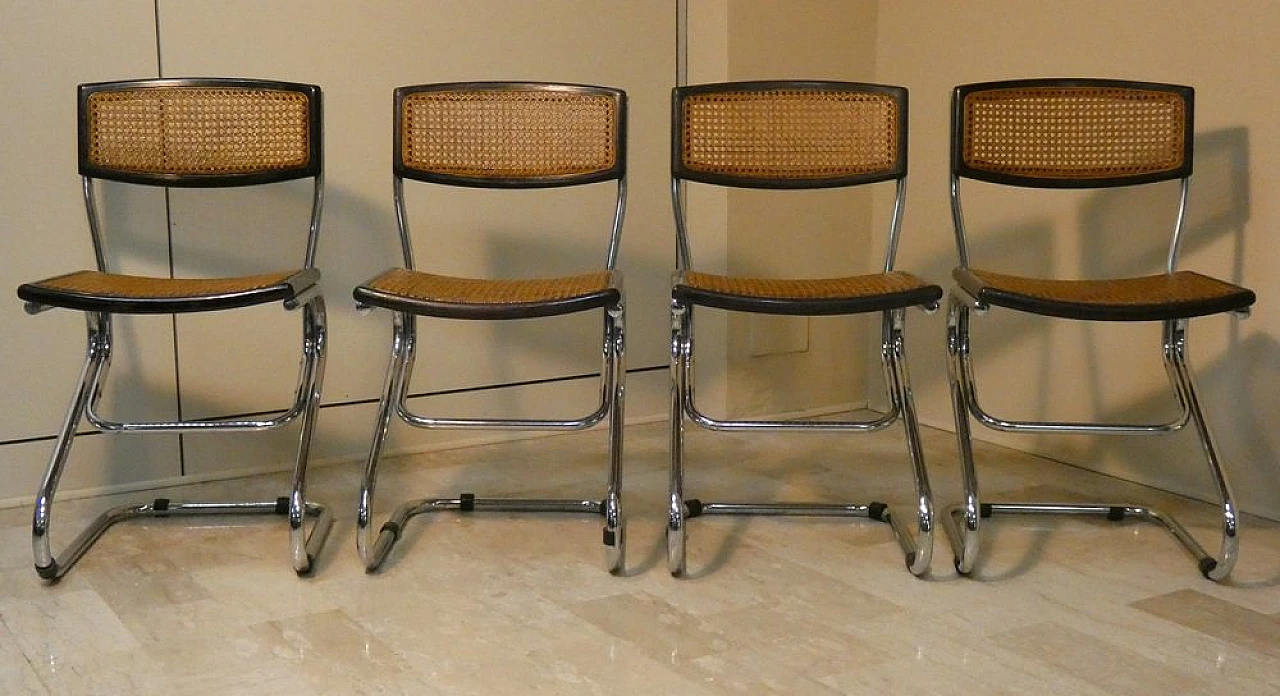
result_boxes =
[955,80,1192,187]
[674,81,906,188]
[396,83,624,186]
[79,79,320,186]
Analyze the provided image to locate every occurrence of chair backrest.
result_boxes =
[394,82,626,188]
[949,78,1195,270]
[673,80,907,190]
[952,78,1192,189]
[79,78,322,187]
[391,82,627,271]
[671,80,909,271]
[76,78,324,271]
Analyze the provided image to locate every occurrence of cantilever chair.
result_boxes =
[16,78,332,579]
[668,80,939,577]
[944,78,1256,580]
[354,82,627,573]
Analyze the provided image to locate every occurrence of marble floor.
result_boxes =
[1,418,1278,694]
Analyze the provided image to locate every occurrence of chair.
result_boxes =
[354,82,627,573]
[943,78,1256,580]
[17,78,332,579]
[667,80,940,577]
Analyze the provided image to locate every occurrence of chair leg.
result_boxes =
[667,300,690,576]
[881,309,934,576]
[942,302,1239,581]
[32,313,111,579]
[603,302,627,574]
[33,305,334,582]
[287,296,333,576]
[357,312,413,572]
[1164,318,1238,580]
[943,295,982,575]
[359,309,627,573]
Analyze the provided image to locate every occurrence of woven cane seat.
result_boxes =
[954,268,1255,321]
[18,269,314,314]
[354,268,619,320]
[675,270,942,316]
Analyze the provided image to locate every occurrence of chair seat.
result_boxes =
[353,268,619,319]
[673,270,942,315]
[17,269,315,314]
[954,268,1256,321]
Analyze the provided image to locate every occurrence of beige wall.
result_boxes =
[4,2,1277,520]
[874,1,1280,519]
[685,0,883,419]
[0,1,677,504]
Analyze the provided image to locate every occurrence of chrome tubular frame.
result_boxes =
[32,295,333,580]
[357,300,627,574]
[942,293,1239,580]
[667,302,934,577]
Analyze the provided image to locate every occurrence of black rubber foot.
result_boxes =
[153,498,171,517]
[35,562,59,581]
[1106,506,1127,522]
[685,499,704,518]
[602,528,616,546]
[1199,557,1218,579]
[460,493,476,512]
[274,497,290,515]
[868,501,890,523]
[979,503,993,519]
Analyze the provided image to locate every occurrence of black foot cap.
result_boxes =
[603,528,617,546]
[35,562,59,581]
[1199,557,1218,579]
[979,503,993,519]
[685,499,704,518]
[868,501,890,523]
[274,497,290,515]
[1106,506,1127,522]
[460,493,476,512]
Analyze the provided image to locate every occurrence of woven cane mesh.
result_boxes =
[680,88,900,180]
[961,86,1187,180]
[30,270,297,300]
[963,269,1247,309]
[367,268,613,306]
[86,87,311,176]
[400,89,618,179]
[683,271,930,300]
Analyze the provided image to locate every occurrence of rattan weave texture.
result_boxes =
[683,270,929,300]
[18,270,304,314]
[676,270,941,316]
[680,89,900,180]
[86,88,311,176]
[363,268,614,306]
[27,270,298,298]
[400,90,618,179]
[961,86,1186,180]
[956,268,1255,320]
